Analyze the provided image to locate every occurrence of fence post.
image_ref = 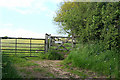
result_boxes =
[15,39,17,55]
[45,33,48,53]
[49,34,51,49]
[30,38,32,56]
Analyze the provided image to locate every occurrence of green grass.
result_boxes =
[64,42,119,78]
[58,62,88,78]
[20,62,39,67]
[2,51,63,78]
[2,55,21,78]
[33,68,44,72]
[19,68,27,72]
[68,70,87,78]
[45,72,55,78]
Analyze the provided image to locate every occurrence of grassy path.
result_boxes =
[2,56,108,78]
[14,59,108,78]
[14,60,80,78]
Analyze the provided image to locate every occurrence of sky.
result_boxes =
[0,0,65,38]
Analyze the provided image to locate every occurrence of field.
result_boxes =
[1,38,45,56]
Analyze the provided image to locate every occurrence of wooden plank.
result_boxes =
[55,41,63,44]
[2,42,44,45]
[55,45,69,51]
[2,51,44,53]
[51,36,72,38]
[2,49,45,51]
[2,46,44,48]
[54,49,70,51]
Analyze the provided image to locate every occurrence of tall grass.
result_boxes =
[2,55,21,78]
[35,50,64,60]
[45,50,64,60]
[64,42,119,78]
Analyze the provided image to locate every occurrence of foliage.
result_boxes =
[64,43,119,78]
[54,2,119,78]
[45,50,64,60]
[2,56,21,78]
[54,1,120,50]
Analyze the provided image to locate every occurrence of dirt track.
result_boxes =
[15,60,108,78]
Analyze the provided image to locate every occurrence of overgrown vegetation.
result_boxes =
[2,54,59,78]
[2,49,64,78]
[45,50,64,60]
[64,42,118,78]
[2,56,21,78]
[37,50,64,60]
[54,1,119,78]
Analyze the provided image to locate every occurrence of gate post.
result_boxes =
[45,33,48,53]
[49,34,51,49]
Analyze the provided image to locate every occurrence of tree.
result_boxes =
[54,1,120,49]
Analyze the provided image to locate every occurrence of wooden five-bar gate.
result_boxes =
[0,33,77,56]
[45,33,77,53]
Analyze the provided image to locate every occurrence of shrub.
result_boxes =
[45,50,64,60]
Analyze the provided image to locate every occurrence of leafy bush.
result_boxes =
[45,50,64,60]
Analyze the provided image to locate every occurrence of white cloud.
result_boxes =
[0,28,67,38]
[0,0,64,14]
[3,23,13,26]
[0,23,13,27]
[0,0,34,8]
[0,28,45,38]
[49,0,64,3]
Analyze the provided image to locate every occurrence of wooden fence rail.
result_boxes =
[1,37,45,56]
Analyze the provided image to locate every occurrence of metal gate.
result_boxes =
[0,37,45,57]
